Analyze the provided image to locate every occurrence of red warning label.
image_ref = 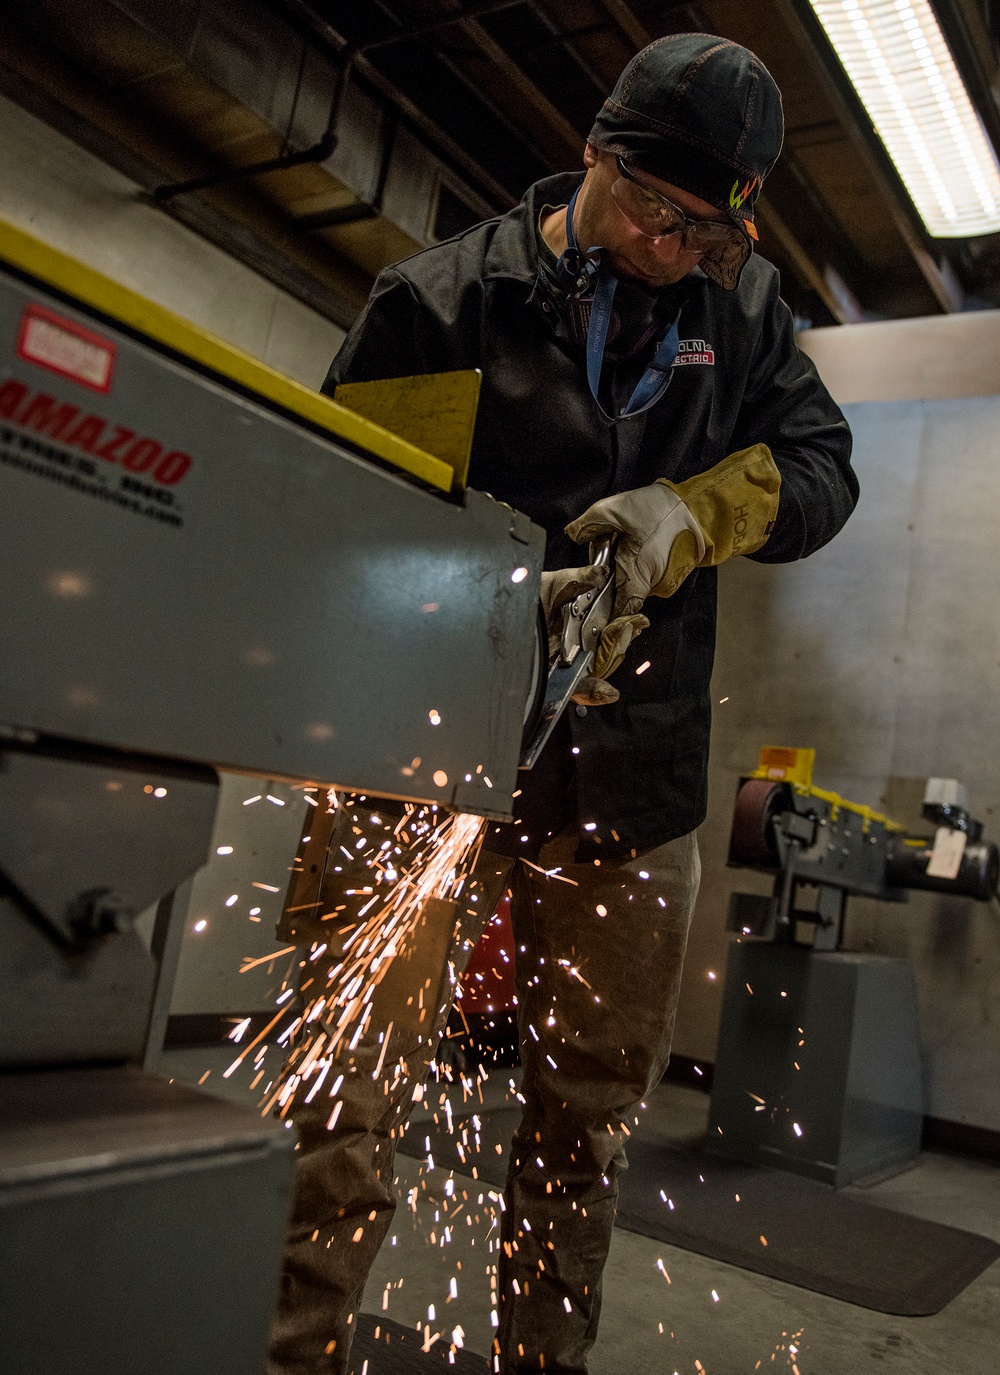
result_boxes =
[17,303,116,393]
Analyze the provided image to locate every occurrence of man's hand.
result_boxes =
[540,567,648,706]
[565,443,781,616]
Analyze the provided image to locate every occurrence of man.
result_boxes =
[270,32,857,1375]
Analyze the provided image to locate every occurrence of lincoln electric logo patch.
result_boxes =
[673,338,715,367]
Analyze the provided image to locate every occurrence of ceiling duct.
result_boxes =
[1,0,496,324]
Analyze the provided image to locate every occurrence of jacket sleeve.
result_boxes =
[322,267,461,395]
[730,275,858,563]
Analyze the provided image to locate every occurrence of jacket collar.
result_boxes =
[482,172,584,285]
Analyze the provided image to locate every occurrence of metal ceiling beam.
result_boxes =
[279,0,519,207]
[350,49,519,207]
[433,10,585,166]
[367,0,576,172]
[523,4,616,98]
[768,140,874,295]
[595,0,652,48]
[362,0,529,45]
[754,199,852,321]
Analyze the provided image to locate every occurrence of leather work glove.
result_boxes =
[540,566,648,706]
[565,444,781,617]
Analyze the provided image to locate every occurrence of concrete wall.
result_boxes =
[799,310,1000,405]
[676,315,1000,1132]
[0,93,345,387]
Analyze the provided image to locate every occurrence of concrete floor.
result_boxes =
[160,1048,1000,1374]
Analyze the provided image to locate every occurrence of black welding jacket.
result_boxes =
[324,172,857,859]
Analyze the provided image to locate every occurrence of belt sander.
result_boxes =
[0,219,593,1374]
[709,747,998,1187]
[726,745,997,947]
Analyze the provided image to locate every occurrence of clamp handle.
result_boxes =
[558,536,615,667]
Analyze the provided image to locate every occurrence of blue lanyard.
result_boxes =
[562,189,681,422]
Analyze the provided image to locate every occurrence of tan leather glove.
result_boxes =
[540,566,648,706]
[565,444,781,616]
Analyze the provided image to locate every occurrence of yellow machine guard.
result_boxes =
[750,745,905,832]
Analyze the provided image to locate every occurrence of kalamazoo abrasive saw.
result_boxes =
[0,220,612,1373]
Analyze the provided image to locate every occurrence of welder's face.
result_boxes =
[577,145,728,288]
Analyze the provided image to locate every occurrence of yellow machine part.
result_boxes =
[0,216,479,495]
[335,370,481,491]
[750,744,906,833]
[753,745,816,787]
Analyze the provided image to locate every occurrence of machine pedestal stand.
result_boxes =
[707,942,924,1187]
[0,1066,294,1374]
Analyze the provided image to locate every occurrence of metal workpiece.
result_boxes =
[0,263,545,820]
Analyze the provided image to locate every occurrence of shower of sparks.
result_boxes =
[199,783,809,1372]
[232,805,486,1111]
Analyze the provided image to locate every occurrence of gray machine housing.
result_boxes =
[708,942,923,1187]
[0,271,543,819]
[1,1067,294,1375]
[0,254,545,1373]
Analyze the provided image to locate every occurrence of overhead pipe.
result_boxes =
[152,1,530,208]
[153,31,356,204]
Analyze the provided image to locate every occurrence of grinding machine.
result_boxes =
[0,219,606,1373]
[709,746,999,1187]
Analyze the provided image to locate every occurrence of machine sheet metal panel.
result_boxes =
[0,268,544,817]
[0,1067,294,1374]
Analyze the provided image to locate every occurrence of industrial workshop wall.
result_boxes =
[0,93,346,385]
[682,310,1000,1135]
[0,91,342,1014]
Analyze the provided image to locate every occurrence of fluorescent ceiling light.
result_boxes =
[808,0,1000,237]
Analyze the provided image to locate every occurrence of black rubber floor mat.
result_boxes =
[350,1314,489,1373]
[400,1105,1000,1316]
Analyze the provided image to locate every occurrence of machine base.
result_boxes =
[0,1066,295,1374]
[707,943,924,1187]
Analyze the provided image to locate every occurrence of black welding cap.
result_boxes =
[588,34,784,285]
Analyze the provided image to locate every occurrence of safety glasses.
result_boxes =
[611,155,751,255]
